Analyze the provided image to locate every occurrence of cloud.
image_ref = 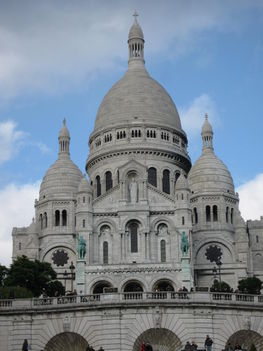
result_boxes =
[179,94,218,137]
[237,173,263,221]
[0,1,261,99]
[0,120,27,164]
[0,182,40,266]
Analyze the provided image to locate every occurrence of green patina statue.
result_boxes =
[78,235,86,259]
[181,231,189,256]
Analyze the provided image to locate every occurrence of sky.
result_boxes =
[0,0,263,266]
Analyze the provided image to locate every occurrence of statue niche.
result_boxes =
[128,176,138,203]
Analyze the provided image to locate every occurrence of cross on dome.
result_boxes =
[133,10,139,22]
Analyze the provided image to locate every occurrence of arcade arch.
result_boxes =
[45,332,88,351]
[133,328,182,351]
[226,330,263,351]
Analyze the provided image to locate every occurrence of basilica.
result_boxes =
[12,14,263,297]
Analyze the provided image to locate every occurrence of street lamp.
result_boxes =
[69,261,75,292]
[216,260,222,283]
[63,270,68,290]
[212,266,217,281]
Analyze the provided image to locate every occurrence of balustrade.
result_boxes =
[1,292,263,311]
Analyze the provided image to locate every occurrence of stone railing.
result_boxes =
[1,292,263,311]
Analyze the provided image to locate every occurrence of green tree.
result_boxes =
[0,286,32,299]
[211,280,232,292]
[5,256,58,297]
[238,276,262,295]
[45,280,65,297]
[0,264,9,287]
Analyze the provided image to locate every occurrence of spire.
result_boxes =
[128,11,145,67]
[58,118,70,156]
[201,113,214,152]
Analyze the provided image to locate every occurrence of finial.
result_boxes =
[63,118,66,126]
[133,10,139,22]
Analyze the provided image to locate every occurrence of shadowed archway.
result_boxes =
[226,330,263,351]
[133,328,182,351]
[45,332,89,351]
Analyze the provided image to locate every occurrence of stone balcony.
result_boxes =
[1,291,263,312]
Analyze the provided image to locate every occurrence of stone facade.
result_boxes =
[8,14,263,351]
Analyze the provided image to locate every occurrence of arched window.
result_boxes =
[148,167,157,187]
[82,219,85,228]
[55,210,60,226]
[83,196,85,203]
[206,206,211,222]
[129,222,138,253]
[160,240,166,262]
[105,171,113,191]
[39,214,43,229]
[175,171,180,184]
[226,207,229,223]
[231,208,234,224]
[123,281,143,292]
[96,175,101,197]
[162,169,170,194]
[182,216,185,225]
[213,205,218,222]
[193,207,198,224]
[44,212,47,228]
[19,242,22,250]
[62,210,67,226]
[103,241,108,264]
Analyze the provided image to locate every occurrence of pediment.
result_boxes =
[118,159,147,179]
[148,186,175,206]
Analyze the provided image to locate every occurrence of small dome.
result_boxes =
[78,175,92,193]
[176,174,189,190]
[128,19,144,40]
[202,115,213,135]
[188,152,234,194]
[59,118,70,138]
[40,156,82,199]
[40,120,82,199]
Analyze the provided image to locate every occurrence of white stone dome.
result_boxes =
[188,151,234,194]
[176,174,189,190]
[188,116,234,194]
[128,19,144,40]
[59,119,70,138]
[78,175,92,193]
[40,155,82,199]
[94,67,182,133]
[39,120,82,199]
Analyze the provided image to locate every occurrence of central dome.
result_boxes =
[93,15,183,135]
[94,67,182,133]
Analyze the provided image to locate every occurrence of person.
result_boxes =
[225,342,234,351]
[184,341,191,351]
[204,335,213,351]
[22,339,28,351]
[191,341,198,350]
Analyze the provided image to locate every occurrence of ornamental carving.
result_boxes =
[52,249,69,267]
[205,245,222,263]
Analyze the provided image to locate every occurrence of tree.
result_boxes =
[238,276,262,295]
[45,280,65,297]
[211,280,232,292]
[5,256,58,297]
[0,264,9,287]
[0,286,32,299]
